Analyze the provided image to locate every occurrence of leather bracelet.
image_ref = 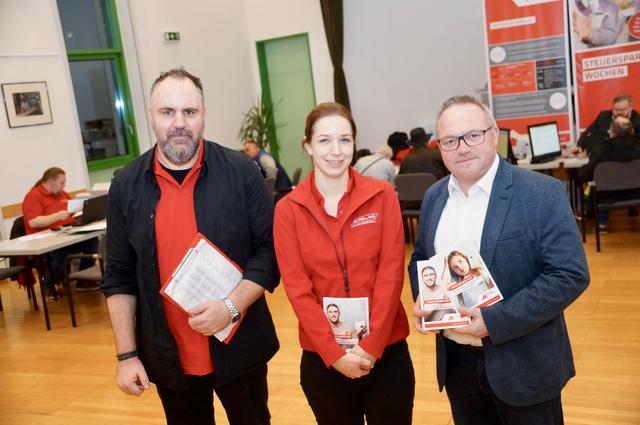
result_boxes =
[116,350,138,361]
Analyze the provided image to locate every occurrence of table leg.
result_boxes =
[64,275,77,327]
[36,256,51,331]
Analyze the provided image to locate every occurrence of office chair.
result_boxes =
[591,158,640,252]
[62,235,106,327]
[395,173,437,244]
[291,167,303,187]
[0,265,27,311]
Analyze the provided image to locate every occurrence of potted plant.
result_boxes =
[238,97,282,151]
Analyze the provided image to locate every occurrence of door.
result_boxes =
[257,33,316,179]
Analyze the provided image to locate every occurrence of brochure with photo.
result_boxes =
[322,297,370,350]
[416,241,503,331]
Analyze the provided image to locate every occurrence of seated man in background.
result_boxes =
[353,144,397,185]
[578,117,640,233]
[576,94,640,153]
[242,140,292,193]
[22,167,99,296]
[399,127,448,180]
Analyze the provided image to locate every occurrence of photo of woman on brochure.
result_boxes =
[420,265,456,322]
[446,250,496,308]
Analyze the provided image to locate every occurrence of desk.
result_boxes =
[0,228,105,330]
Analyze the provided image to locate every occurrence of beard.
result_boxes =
[157,127,202,165]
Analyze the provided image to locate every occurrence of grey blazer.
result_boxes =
[409,158,590,407]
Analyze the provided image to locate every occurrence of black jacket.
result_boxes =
[577,136,640,183]
[102,140,280,389]
[577,110,640,149]
[398,147,448,179]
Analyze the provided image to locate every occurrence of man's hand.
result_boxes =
[332,352,373,379]
[572,11,593,43]
[412,298,441,334]
[188,300,231,336]
[451,306,489,339]
[350,345,377,367]
[53,210,73,221]
[115,357,150,396]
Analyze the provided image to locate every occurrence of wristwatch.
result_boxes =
[223,297,241,323]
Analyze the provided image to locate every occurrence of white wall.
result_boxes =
[126,0,257,149]
[344,0,488,150]
[243,0,334,107]
[0,0,89,236]
[0,0,490,239]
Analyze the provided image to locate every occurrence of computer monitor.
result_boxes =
[497,128,517,164]
[527,122,561,164]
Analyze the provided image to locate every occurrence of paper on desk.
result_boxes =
[64,220,106,233]
[67,199,85,213]
[162,234,244,343]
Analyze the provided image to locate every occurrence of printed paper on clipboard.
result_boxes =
[161,233,244,344]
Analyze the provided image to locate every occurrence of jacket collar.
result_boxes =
[287,168,385,221]
[479,160,513,267]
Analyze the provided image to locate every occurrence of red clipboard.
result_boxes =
[160,232,245,344]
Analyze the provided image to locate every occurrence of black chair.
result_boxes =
[591,158,640,252]
[9,216,39,307]
[291,167,303,187]
[62,236,106,327]
[395,173,437,244]
[0,265,27,311]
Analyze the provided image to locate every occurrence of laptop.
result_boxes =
[497,128,517,164]
[71,194,108,226]
[528,121,561,164]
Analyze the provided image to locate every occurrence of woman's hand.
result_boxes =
[331,352,373,379]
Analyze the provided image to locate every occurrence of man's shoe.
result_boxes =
[598,224,608,235]
[628,208,639,217]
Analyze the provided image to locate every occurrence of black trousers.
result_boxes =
[444,338,564,425]
[300,340,415,425]
[156,364,270,425]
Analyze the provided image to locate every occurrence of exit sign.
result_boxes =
[163,32,180,42]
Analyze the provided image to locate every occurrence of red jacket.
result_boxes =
[274,169,409,367]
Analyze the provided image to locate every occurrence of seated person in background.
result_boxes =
[577,117,640,233]
[352,148,371,164]
[575,94,640,153]
[354,144,397,185]
[389,131,411,165]
[399,127,448,179]
[22,167,99,296]
[242,140,292,192]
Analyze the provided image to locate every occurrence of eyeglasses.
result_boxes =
[437,127,493,151]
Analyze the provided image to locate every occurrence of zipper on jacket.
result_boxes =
[304,209,351,298]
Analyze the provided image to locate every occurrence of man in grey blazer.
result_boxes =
[409,95,589,424]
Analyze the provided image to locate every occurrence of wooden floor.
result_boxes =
[1,211,639,425]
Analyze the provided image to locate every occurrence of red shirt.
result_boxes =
[154,144,214,376]
[22,184,75,234]
[274,170,409,367]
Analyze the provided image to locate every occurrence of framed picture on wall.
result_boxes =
[1,81,53,128]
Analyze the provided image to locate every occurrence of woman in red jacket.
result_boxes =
[274,102,414,425]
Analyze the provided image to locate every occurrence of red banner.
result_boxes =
[484,0,573,157]
[569,0,640,135]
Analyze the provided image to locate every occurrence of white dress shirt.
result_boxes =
[434,154,500,346]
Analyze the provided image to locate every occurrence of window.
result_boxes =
[57,0,138,170]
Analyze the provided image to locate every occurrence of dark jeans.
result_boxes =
[156,365,270,425]
[300,340,415,425]
[45,238,99,292]
[444,338,564,425]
